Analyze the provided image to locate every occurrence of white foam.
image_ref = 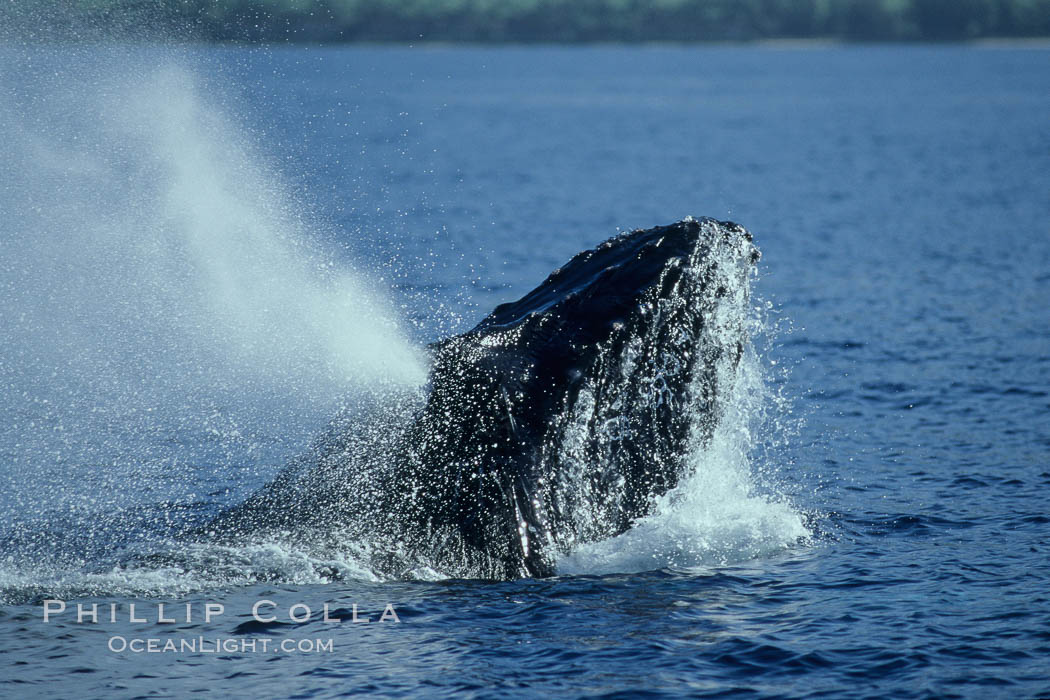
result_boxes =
[0,541,379,602]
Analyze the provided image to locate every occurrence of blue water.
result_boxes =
[1,44,1049,697]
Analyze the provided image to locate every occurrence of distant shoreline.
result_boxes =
[6,39,1050,51]
[5,34,1050,49]
[3,1,1049,46]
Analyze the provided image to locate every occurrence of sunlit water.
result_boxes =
[1,44,1048,697]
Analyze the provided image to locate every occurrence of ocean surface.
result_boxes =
[1,43,1048,698]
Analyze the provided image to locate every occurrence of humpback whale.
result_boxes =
[207,218,760,579]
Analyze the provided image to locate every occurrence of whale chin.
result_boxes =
[207,217,760,580]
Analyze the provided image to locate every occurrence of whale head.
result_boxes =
[398,218,760,578]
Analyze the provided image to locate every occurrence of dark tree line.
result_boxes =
[8,0,1050,42]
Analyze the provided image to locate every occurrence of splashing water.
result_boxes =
[558,269,811,575]
[1,51,426,402]
[0,44,427,595]
[0,42,807,598]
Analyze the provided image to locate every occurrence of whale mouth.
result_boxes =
[206,217,768,580]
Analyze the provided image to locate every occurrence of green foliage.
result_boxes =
[6,0,1050,42]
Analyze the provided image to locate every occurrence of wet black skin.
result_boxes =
[208,219,759,580]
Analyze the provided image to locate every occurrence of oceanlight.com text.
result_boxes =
[107,636,334,654]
